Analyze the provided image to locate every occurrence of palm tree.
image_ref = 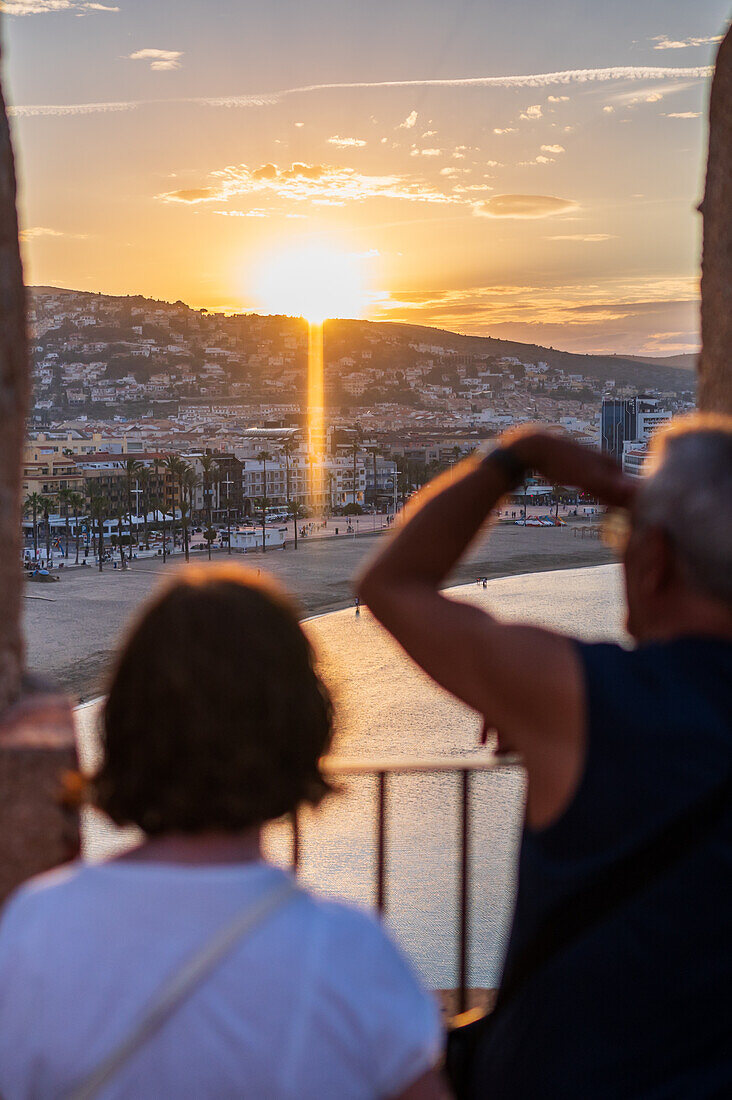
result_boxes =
[122,457,143,551]
[350,440,359,509]
[200,454,218,561]
[41,496,52,564]
[288,500,306,550]
[87,482,108,572]
[138,467,151,550]
[68,490,85,564]
[162,454,184,554]
[58,486,73,559]
[115,506,126,568]
[257,451,272,552]
[23,491,43,561]
[181,465,197,562]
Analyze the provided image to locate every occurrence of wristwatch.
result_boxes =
[481,444,527,491]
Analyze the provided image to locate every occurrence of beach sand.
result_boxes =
[24,521,615,699]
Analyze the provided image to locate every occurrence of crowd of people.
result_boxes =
[0,414,730,1098]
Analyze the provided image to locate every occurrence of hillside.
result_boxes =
[30,286,696,397]
[327,319,697,394]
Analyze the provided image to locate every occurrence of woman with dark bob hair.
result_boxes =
[0,566,445,1099]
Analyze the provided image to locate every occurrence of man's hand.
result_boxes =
[504,428,636,510]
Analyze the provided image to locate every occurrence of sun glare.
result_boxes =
[253,244,368,323]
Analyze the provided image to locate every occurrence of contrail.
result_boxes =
[9,65,712,118]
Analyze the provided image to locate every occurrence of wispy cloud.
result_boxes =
[19,225,87,240]
[477,194,577,218]
[1,0,118,12]
[127,48,182,71]
[650,34,722,51]
[375,276,699,353]
[9,65,713,118]
[664,111,701,119]
[541,144,565,154]
[326,135,366,147]
[545,233,616,241]
[8,100,138,117]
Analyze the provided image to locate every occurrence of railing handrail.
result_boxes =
[292,751,523,1014]
[321,751,521,775]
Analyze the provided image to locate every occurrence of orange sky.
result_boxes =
[5,0,730,354]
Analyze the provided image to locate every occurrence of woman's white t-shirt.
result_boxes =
[0,860,441,1099]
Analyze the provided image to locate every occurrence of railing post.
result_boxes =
[377,771,387,914]
[291,809,300,874]
[458,768,471,1014]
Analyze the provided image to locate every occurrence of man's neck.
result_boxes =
[116,828,263,866]
[636,597,732,644]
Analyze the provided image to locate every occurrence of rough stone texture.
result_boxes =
[699,26,732,413]
[0,693,80,906]
[0,50,80,905]
[0,49,29,708]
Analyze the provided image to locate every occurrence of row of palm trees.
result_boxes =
[22,448,331,569]
[22,453,245,571]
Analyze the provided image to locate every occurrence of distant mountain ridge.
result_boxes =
[30,286,697,395]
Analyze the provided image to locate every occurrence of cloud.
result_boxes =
[163,188,220,203]
[541,144,565,154]
[547,95,570,102]
[374,276,699,354]
[410,147,441,157]
[1,0,117,12]
[19,225,87,240]
[664,111,701,118]
[10,65,713,118]
[478,194,577,218]
[520,104,543,120]
[159,161,462,209]
[651,34,722,51]
[8,100,138,117]
[327,135,367,147]
[545,233,616,241]
[127,48,182,71]
[603,105,615,114]
[493,127,517,135]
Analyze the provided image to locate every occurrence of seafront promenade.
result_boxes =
[25,519,615,699]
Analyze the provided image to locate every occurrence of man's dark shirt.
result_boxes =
[474,638,732,1098]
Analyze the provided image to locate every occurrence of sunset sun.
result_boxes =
[252,244,369,323]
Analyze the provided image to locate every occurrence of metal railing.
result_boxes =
[289,752,521,1014]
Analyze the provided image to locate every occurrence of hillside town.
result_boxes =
[23,287,695,565]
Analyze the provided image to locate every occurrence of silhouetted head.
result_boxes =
[96,565,333,835]
[623,414,732,642]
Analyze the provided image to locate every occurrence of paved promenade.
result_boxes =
[24,519,615,699]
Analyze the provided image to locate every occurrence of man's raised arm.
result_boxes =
[357,431,634,828]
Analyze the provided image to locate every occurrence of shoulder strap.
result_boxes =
[494,769,732,1018]
[68,876,299,1100]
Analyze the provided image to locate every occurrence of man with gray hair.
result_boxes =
[358,415,732,1098]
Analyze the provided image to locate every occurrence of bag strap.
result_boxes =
[68,876,299,1100]
[494,769,732,1019]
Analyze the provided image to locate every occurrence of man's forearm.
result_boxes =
[358,451,517,597]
